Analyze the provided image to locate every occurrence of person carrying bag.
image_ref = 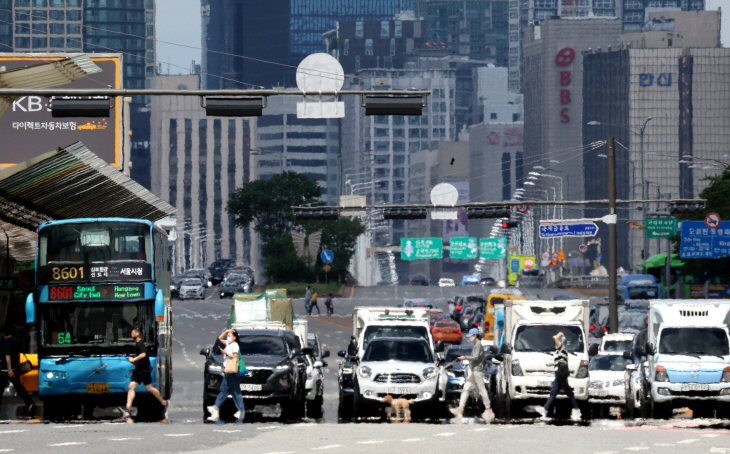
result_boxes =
[0,326,35,415]
[207,329,245,423]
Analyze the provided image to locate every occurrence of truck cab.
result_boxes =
[644,300,730,419]
[495,299,594,420]
[619,274,663,302]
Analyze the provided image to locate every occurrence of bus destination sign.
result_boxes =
[38,263,152,284]
[48,284,144,301]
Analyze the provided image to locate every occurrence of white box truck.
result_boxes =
[643,300,730,419]
[495,299,594,420]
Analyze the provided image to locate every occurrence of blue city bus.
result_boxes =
[25,218,172,419]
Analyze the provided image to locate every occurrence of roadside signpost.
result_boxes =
[479,237,507,259]
[646,217,679,238]
[680,220,730,258]
[400,237,443,260]
[539,223,598,238]
[450,237,478,259]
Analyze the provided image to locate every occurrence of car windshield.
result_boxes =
[589,355,630,371]
[183,279,201,286]
[514,325,585,352]
[363,326,429,346]
[224,279,246,286]
[627,286,658,299]
[307,338,320,357]
[172,275,186,285]
[618,311,646,332]
[435,321,458,329]
[603,340,632,352]
[362,340,433,363]
[239,335,288,357]
[658,327,730,357]
[445,347,472,362]
[210,261,231,269]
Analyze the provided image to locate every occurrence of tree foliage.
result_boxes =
[672,167,730,282]
[226,171,321,240]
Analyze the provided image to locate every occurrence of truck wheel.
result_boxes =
[624,387,635,419]
[306,395,324,419]
[638,385,651,419]
[651,400,673,419]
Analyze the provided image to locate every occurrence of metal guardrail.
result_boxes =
[550,275,610,289]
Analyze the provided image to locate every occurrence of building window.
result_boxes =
[32,37,47,48]
[534,0,556,6]
[355,55,360,72]
[374,168,390,177]
[32,0,46,6]
[393,181,405,191]
[374,180,389,190]
[15,23,29,34]
[15,9,29,21]
[66,37,81,48]
[66,10,80,21]
[688,0,703,9]
[67,0,80,5]
[408,141,420,153]
[392,115,404,125]
[49,23,64,34]
[381,21,389,38]
[49,10,63,20]
[14,36,30,48]
[33,10,47,20]
[624,0,642,8]
[395,20,402,38]
[374,116,389,125]
[513,113,520,122]
[390,38,396,56]
[15,0,30,6]
[374,141,389,151]
[624,11,643,22]
[409,128,420,138]
[365,39,373,55]
[32,23,47,34]
[534,9,557,19]
[374,193,389,204]
[384,56,393,69]
[593,0,613,7]
[393,142,405,152]
[393,193,405,204]
[355,21,363,38]
[393,128,405,138]
[49,0,62,6]
[146,25,153,36]
[146,12,153,23]
[50,37,64,47]
[374,128,389,137]
[593,9,615,16]
[374,155,390,165]
[393,168,405,177]
[344,38,349,56]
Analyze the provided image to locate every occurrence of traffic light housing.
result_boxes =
[51,98,111,117]
[363,96,424,116]
[293,208,339,221]
[203,97,265,117]
[668,202,704,216]
[382,207,428,220]
[467,206,511,219]
[501,221,519,228]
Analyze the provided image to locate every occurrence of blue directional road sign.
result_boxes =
[539,223,598,239]
[680,220,730,259]
[320,249,334,264]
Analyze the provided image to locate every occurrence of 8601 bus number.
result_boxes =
[51,267,84,280]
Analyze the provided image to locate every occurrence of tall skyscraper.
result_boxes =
[0,0,156,189]
[201,0,413,89]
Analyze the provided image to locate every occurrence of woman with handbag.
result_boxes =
[207,329,245,423]
[0,325,35,416]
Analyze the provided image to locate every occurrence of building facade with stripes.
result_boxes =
[151,74,253,274]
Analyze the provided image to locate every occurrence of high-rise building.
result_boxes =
[474,64,523,124]
[151,74,252,273]
[0,0,156,189]
[202,0,412,89]
[415,0,510,67]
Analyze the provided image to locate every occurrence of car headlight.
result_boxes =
[423,367,437,380]
[655,365,669,382]
[276,362,291,370]
[613,379,624,387]
[511,359,523,376]
[575,360,589,379]
[722,367,730,383]
[358,366,372,378]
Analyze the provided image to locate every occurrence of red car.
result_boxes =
[432,320,462,344]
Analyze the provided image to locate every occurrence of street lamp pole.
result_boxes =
[639,117,652,263]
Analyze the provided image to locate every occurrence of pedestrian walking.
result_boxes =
[304,286,312,315]
[0,325,35,416]
[450,328,494,423]
[207,329,245,423]
[324,293,334,316]
[309,289,321,315]
[536,332,582,421]
[121,324,168,419]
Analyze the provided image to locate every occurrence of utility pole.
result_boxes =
[607,138,618,333]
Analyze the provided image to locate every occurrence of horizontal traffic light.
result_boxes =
[293,208,339,221]
[51,98,111,117]
[467,206,511,219]
[502,221,520,228]
[382,207,428,220]
[364,96,424,116]
[204,97,265,117]
[668,202,704,216]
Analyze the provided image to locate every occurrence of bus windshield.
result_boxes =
[40,301,155,355]
[38,221,152,284]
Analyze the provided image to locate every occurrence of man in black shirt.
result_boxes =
[121,324,167,418]
[0,325,34,415]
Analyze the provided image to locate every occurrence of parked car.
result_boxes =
[403,298,433,309]
[170,274,187,299]
[218,277,251,298]
[588,353,629,418]
[439,278,455,287]
[409,275,430,286]
[183,268,213,288]
[432,320,461,345]
[179,278,206,300]
[479,277,495,287]
[200,329,308,422]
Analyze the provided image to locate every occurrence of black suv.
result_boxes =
[200,329,309,421]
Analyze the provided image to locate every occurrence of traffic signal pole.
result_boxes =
[607,138,618,333]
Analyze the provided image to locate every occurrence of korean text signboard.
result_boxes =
[539,223,598,238]
[480,237,507,259]
[646,217,678,239]
[449,237,477,260]
[0,54,122,167]
[401,237,443,260]
[680,220,730,259]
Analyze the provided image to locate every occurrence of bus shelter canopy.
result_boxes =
[0,141,175,261]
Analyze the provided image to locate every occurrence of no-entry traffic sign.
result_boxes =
[515,205,529,214]
[705,212,721,229]
[578,243,588,254]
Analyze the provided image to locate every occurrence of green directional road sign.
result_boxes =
[401,237,443,260]
[480,237,507,259]
[450,237,478,259]
[646,217,679,239]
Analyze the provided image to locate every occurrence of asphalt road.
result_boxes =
[2,285,729,453]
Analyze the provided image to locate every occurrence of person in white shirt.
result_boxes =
[207,329,245,423]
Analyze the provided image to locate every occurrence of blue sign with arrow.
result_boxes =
[539,223,598,239]
[320,249,334,264]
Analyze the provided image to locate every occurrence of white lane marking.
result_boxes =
[402,438,424,442]
[213,430,241,433]
[49,442,86,446]
[311,446,342,450]
[357,441,384,444]
[257,426,279,430]
[0,449,14,452]
[677,439,699,444]
[703,435,720,438]
[595,452,618,454]
[0,430,26,434]
[261,452,295,454]
[653,444,674,447]
[434,433,455,437]
[109,438,142,441]
[324,334,331,338]
[711,448,730,453]
[164,434,193,437]
[623,448,649,451]
[54,425,83,428]
[470,428,490,432]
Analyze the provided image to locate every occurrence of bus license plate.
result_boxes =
[241,384,262,391]
[87,382,109,394]
[681,384,709,392]
[385,387,411,394]
[590,390,608,397]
